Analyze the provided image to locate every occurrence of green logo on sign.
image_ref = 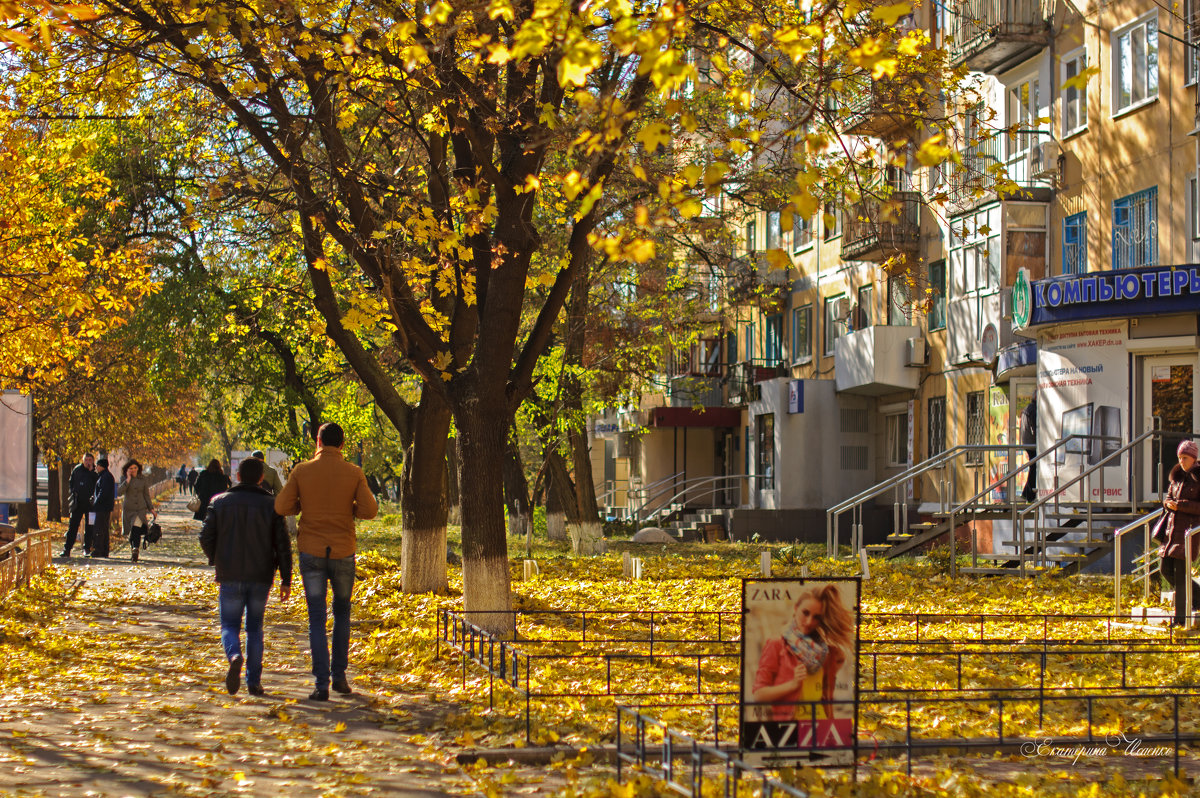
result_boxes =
[1012,268,1032,329]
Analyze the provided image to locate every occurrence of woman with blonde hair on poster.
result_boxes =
[752,583,854,722]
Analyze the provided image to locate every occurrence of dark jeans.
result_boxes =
[1161,557,1200,625]
[64,505,92,554]
[299,552,355,689]
[1021,448,1037,501]
[219,581,271,686]
[89,512,111,557]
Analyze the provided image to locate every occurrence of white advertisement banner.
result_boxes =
[740,578,860,766]
[1036,323,1129,503]
[0,394,33,503]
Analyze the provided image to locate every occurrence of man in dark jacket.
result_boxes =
[200,457,292,696]
[61,453,97,558]
[90,458,116,559]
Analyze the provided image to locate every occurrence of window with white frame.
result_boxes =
[792,305,812,362]
[887,276,911,326]
[1188,0,1200,86]
[766,210,781,250]
[824,294,845,356]
[1009,76,1040,158]
[885,411,909,467]
[1061,49,1088,136]
[1112,13,1158,114]
[949,206,1002,296]
[793,211,813,250]
[1112,187,1157,269]
[823,204,843,240]
[1190,176,1200,261]
[745,219,757,254]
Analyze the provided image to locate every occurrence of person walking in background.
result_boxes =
[118,459,157,563]
[252,451,283,496]
[201,457,292,697]
[90,458,116,559]
[275,423,378,701]
[193,460,232,521]
[61,453,97,558]
[1020,396,1038,503]
[1155,440,1200,627]
[187,466,199,495]
[176,464,189,495]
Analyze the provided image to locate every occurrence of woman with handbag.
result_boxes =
[1155,439,1200,627]
[193,459,232,522]
[117,459,157,564]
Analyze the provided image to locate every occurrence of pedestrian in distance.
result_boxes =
[187,466,199,495]
[118,459,157,563]
[200,457,292,697]
[61,453,97,558]
[193,459,232,521]
[90,458,116,559]
[251,450,284,496]
[1020,397,1038,503]
[275,422,378,701]
[1155,439,1200,627]
[176,463,188,495]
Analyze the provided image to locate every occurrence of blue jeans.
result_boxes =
[299,552,355,689]
[218,582,271,686]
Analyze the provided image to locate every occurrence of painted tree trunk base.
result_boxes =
[401,524,448,594]
[568,521,604,556]
[546,511,567,541]
[462,555,515,637]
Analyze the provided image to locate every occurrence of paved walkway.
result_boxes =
[0,493,489,797]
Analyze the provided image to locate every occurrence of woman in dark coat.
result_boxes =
[193,459,232,521]
[1156,439,1200,627]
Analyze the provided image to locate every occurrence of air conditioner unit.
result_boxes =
[831,296,851,321]
[905,336,927,367]
[1029,140,1061,179]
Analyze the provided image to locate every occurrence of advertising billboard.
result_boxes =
[0,393,33,503]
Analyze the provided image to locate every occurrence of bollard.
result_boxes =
[622,551,632,578]
[631,558,643,580]
[760,551,772,577]
[860,549,871,580]
[800,565,810,578]
[522,560,540,581]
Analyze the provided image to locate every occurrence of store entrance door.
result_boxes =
[1142,355,1198,498]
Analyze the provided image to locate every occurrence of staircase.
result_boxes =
[843,428,1175,577]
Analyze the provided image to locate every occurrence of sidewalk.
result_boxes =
[0,492,468,796]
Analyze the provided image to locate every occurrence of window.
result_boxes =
[1191,177,1200,261]
[793,212,813,251]
[792,305,812,362]
[927,260,946,330]
[756,414,775,489]
[1188,0,1200,86]
[743,322,756,361]
[927,396,946,458]
[965,391,986,466]
[1062,212,1087,274]
[854,284,873,330]
[745,219,757,254]
[765,314,783,363]
[888,276,911,325]
[1113,14,1158,114]
[766,210,781,250]
[1112,187,1157,269]
[885,411,909,467]
[824,294,846,355]
[1006,203,1048,278]
[726,330,737,366]
[1009,76,1040,158]
[1061,49,1088,136]
[823,204,843,241]
[949,206,1001,296]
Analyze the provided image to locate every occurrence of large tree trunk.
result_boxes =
[401,385,451,594]
[503,431,532,546]
[46,464,61,522]
[454,383,513,636]
[545,449,577,542]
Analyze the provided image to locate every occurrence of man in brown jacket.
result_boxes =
[275,422,378,700]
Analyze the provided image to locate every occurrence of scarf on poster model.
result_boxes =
[782,622,829,675]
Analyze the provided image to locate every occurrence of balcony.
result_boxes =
[725,255,790,308]
[667,375,724,408]
[841,192,921,262]
[834,324,922,395]
[727,359,787,405]
[842,78,936,138]
[949,0,1052,74]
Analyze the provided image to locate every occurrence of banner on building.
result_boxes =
[1036,322,1129,502]
[0,393,33,503]
[740,578,860,766]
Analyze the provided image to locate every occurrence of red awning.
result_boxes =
[649,406,742,428]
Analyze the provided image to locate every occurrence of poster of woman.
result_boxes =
[739,578,860,766]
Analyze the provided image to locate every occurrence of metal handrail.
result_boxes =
[1188,526,1200,630]
[1114,508,1163,614]
[637,474,770,527]
[1014,427,1159,573]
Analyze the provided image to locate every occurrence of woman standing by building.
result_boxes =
[1155,440,1200,627]
[118,460,157,563]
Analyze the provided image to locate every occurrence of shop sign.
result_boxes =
[1029,266,1200,326]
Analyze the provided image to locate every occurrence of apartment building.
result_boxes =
[591,0,1200,546]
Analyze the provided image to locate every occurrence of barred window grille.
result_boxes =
[965,391,986,466]
[1062,212,1086,275]
[927,396,947,458]
[1112,187,1157,269]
